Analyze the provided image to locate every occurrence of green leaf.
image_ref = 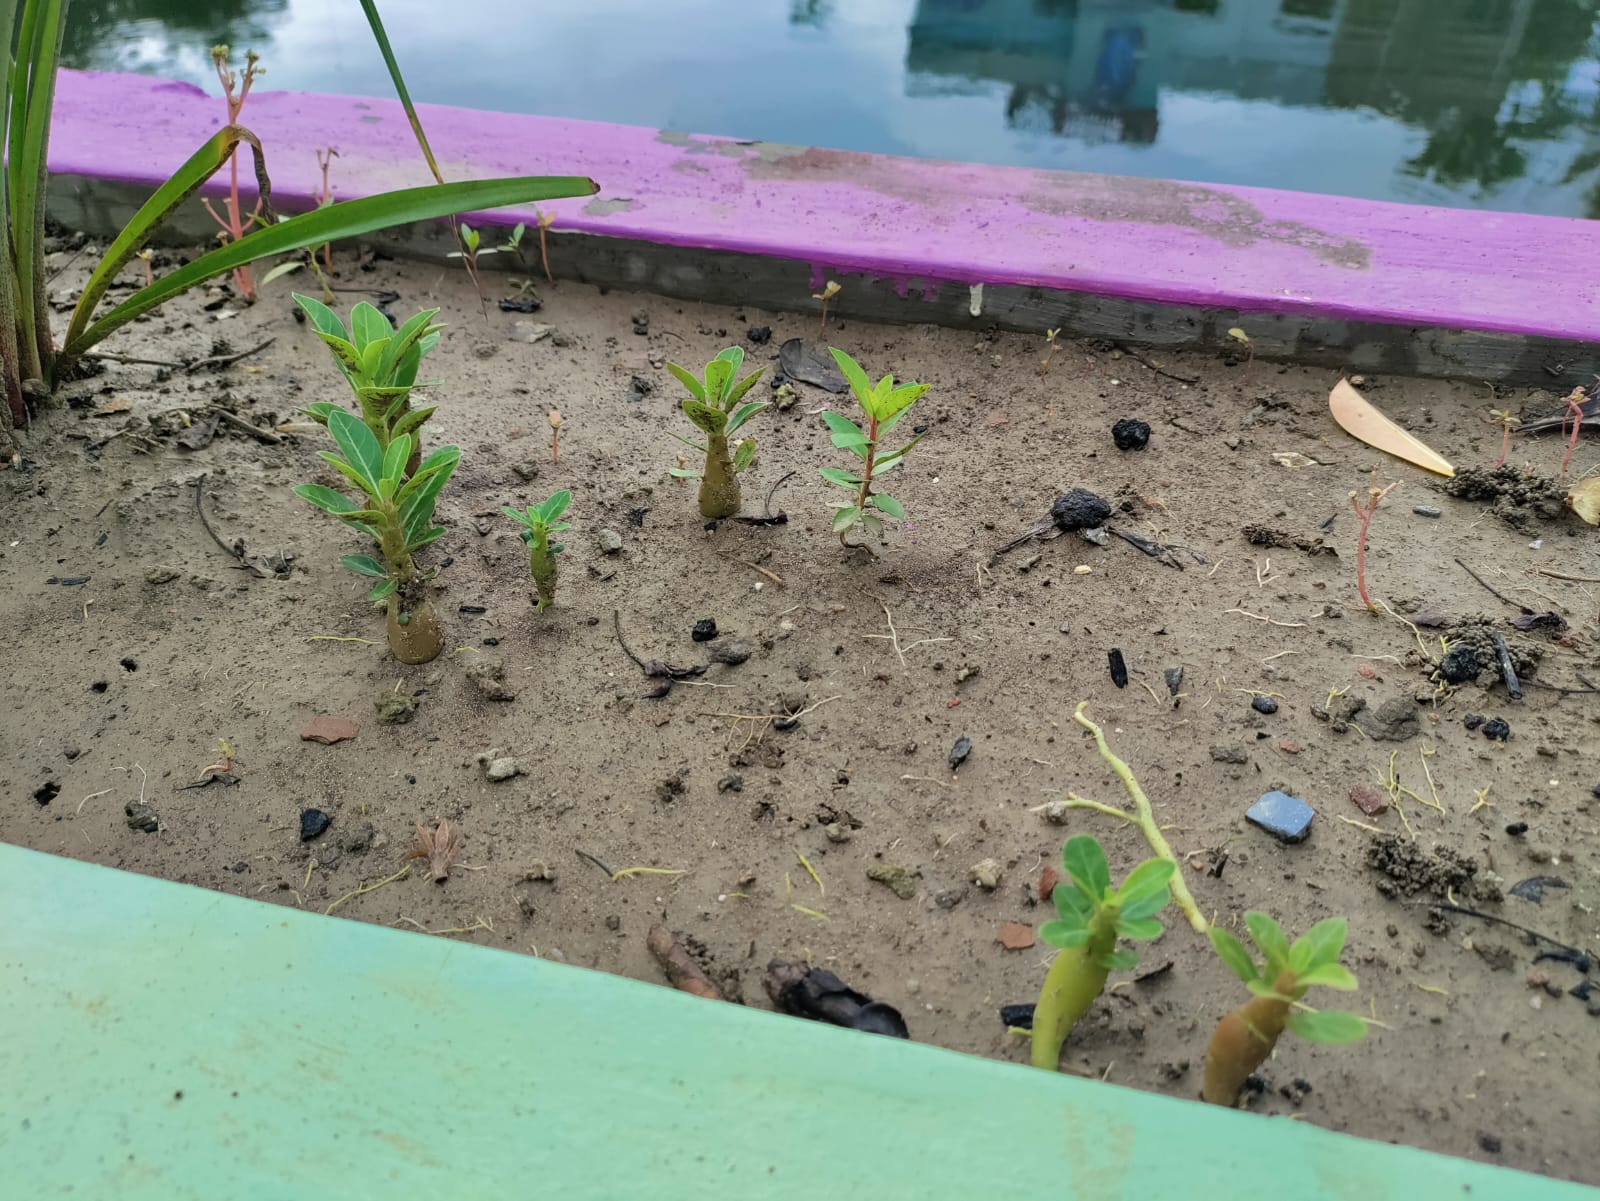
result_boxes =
[868,494,905,518]
[860,513,884,536]
[380,434,412,489]
[1245,978,1291,1002]
[350,302,393,352]
[713,345,746,373]
[327,409,384,492]
[319,454,377,498]
[1115,858,1176,905]
[405,526,446,552]
[1285,1010,1367,1044]
[1052,884,1093,926]
[62,173,599,366]
[830,506,862,534]
[1116,916,1164,941]
[1061,835,1111,901]
[724,369,766,409]
[395,446,462,505]
[539,491,572,522]
[302,401,342,425]
[667,431,708,454]
[293,293,347,339]
[828,348,873,406]
[391,405,437,440]
[1294,963,1359,992]
[1038,921,1089,949]
[871,433,926,475]
[880,382,930,421]
[1099,949,1140,971]
[500,505,536,530]
[682,399,725,436]
[669,468,701,479]
[368,578,398,602]
[821,410,869,455]
[732,438,757,472]
[1208,927,1260,984]
[725,399,766,436]
[818,467,860,488]
[294,483,359,516]
[1245,912,1292,971]
[1289,917,1349,976]
[1118,887,1172,922]
[340,554,388,578]
[703,357,734,406]
[666,362,706,403]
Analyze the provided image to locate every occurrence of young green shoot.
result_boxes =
[502,490,571,612]
[1039,327,1061,380]
[813,279,841,336]
[1203,913,1366,1106]
[1032,835,1174,1070]
[819,348,928,551]
[548,409,563,464]
[202,45,265,301]
[667,346,767,518]
[295,409,460,663]
[295,295,443,474]
[1227,326,1254,377]
[1486,405,1518,470]
[447,222,486,271]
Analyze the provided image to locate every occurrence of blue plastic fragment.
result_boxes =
[1246,790,1315,843]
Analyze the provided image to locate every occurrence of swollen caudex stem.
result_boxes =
[1202,913,1367,1106]
[294,409,460,665]
[1031,836,1174,1071]
[818,348,929,551]
[666,347,767,519]
[502,491,572,612]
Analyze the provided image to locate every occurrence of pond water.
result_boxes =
[60,0,1600,217]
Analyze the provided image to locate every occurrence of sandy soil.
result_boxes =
[4,245,1598,1183]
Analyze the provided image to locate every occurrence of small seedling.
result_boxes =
[448,222,485,271]
[534,208,557,283]
[503,490,571,612]
[666,346,767,518]
[295,409,460,664]
[202,45,265,301]
[260,149,341,298]
[1227,326,1254,377]
[813,279,841,336]
[1039,327,1061,380]
[1349,477,1399,611]
[547,409,563,463]
[1203,913,1365,1106]
[1559,384,1588,477]
[134,249,154,289]
[1031,835,1174,1071]
[819,349,928,550]
[295,295,443,475]
[1486,406,1518,469]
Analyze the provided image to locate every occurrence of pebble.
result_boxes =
[512,461,541,482]
[1111,418,1151,451]
[691,618,719,642]
[299,809,332,842]
[300,716,358,745]
[709,639,755,666]
[969,859,1003,890]
[483,757,521,782]
[144,566,180,585]
[1251,695,1278,715]
[1349,785,1389,817]
[948,735,973,771]
[1246,790,1314,843]
[597,529,624,554]
[1413,505,1443,518]
[1437,645,1482,684]
[465,657,517,701]
[866,864,920,900]
[1482,717,1511,742]
[124,801,159,833]
[716,772,743,793]
[998,922,1036,950]
[1210,745,1249,764]
[373,693,416,724]
[933,886,967,909]
[824,822,852,844]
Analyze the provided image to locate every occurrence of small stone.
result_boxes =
[1246,791,1315,843]
[299,808,331,842]
[1368,697,1420,742]
[508,321,555,343]
[1464,713,1485,731]
[1036,800,1069,824]
[692,618,719,642]
[1038,865,1061,901]
[709,639,755,666]
[512,461,541,482]
[144,566,180,585]
[716,772,743,794]
[1413,505,1443,518]
[955,663,981,684]
[823,822,852,843]
[484,757,521,782]
[1111,418,1151,451]
[1278,739,1301,754]
[62,745,81,761]
[933,886,967,909]
[1211,745,1249,764]
[374,693,416,724]
[1349,784,1389,816]
[774,383,800,411]
[998,922,1036,950]
[969,859,1003,890]
[747,325,771,345]
[1482,717,1511,741]
[300,716,358,745]
[949,736,973,771]
[597,528,624,554]
[464,657,517,701]
[1437,645,1482,685]
[1251,695,1278,715]
[124,801,159,833]
[605,915,622,932]
[1164,666,1184,696]
[336,822,375,854]
[1505,821,1528,836]
[1478,1133,1502,1155]
[867,864,920,900]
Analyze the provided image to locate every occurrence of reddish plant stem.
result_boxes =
[1351,482,1398,612]
[1560,387,1588,477]
[842,413,880,548]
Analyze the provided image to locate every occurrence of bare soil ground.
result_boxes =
[5,245,1598,1184]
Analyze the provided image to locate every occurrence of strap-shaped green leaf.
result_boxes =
[318,453,378,499]
[1115,916,1164,941]
[821,410,869,455]
[1061,835,1111,900]
[666,362,706,403]
[1038,920,1089,949]
[818,467,859,488]
[340,554,388,578]
[830,505,862,533]
[500,505,536,530]
[327,409,384,492]
[395,446,461,505]
[732,438,757,472]
[868,494,904,518]
[682,399,725,436]
[1244,912,1292,971]
[724,367,766,410]
[828,348,873,406]
[725,399,767,436]
[1208,927,1260,984]
[294,483,359,516]
[1285,1009,1367,1044]
[293,293,347,339]
[1115,858,1175,905]
[391,405,437,440]
[368,578,398,602]
[349,302,393,353]
[1294,962,1358,991]
[1289,917,1348,976]
[703,357,734,405]
[405,525,446,553]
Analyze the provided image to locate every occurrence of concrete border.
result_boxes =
[46,69,1600,386]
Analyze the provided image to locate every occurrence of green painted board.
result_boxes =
[2,845,1592,1199]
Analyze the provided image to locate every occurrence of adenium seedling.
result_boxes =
[295,408,460,664]
[1031,835,1174,1071]
[666,346,766,519]
[502,490,572,612]
[819,348,928,550]
[1202,912,1365,1106]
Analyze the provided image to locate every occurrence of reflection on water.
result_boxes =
[56,0,1600,217]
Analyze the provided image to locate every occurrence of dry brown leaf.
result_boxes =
[1567,478,1600,525]
[1329,379,1454,477]
[408,817,462,883]
[92,396,131,416]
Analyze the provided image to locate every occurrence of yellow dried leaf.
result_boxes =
[1567,478,1600,525]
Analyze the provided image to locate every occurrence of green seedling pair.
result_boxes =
[503,491,572,612]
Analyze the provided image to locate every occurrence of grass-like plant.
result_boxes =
[503,490,571,612]
[295,295,442,476]
[819,349,927,549]
[667,347,766,518]
[1202,913,1366,1106]
[0,0,597,457]
[295,409,460,664]
[1031,835,1174,1071]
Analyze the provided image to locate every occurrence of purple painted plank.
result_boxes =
[51,69,1600,342]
